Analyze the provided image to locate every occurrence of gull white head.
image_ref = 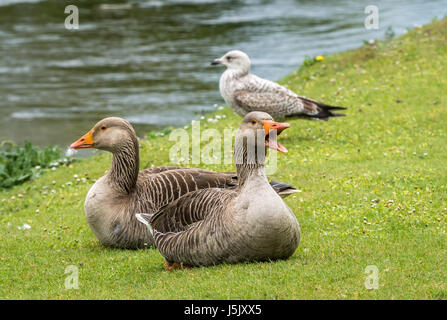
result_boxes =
[211,50,251,75]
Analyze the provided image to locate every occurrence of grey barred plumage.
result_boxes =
[212,50,346,120]
[70,117,299,249]
[139,112,300,268]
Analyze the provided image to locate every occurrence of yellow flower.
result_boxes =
[316,55,324,61]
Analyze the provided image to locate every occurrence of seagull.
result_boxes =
[211,50,346,120]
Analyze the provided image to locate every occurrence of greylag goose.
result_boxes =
[70,117,298,249]
[211,50,346,120]
[137,111,300,269]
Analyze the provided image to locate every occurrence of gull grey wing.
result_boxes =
[234,90,346,120]
[233,90,313,117]
[234,74,346,120]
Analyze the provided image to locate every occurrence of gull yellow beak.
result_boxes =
[70,129,94,149]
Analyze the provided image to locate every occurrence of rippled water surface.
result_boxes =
[1,0,446,147]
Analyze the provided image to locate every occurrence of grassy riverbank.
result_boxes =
[1,18,446,299]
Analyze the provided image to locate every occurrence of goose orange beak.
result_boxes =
[263,121,290,136]
[70,130,94,149]
[263,120,290,153]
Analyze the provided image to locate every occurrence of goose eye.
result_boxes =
[251,120,257,125]
[101,126,107,130]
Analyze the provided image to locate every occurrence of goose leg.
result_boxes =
[164,261,193,271]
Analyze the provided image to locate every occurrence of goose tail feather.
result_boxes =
[135,213,154,236]
[269,180,301,198]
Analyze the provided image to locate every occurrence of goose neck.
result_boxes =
[235,163,267,188]
[108,139,139,194]
[234,134,268,188]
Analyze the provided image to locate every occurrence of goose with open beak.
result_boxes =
[137,111,300,269]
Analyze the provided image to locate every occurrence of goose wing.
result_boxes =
[135,168,237,210]
[138,167,295,211]
[140,166,186,175]
[142,188,236,266]
[269,180,300,197]
[150,188,235,233]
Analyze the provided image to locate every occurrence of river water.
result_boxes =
[1,0,446,147]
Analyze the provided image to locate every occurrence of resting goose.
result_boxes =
[137,111,300,268]
[211,50,346,120]
[70,117,298,249]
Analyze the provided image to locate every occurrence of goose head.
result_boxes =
[235,112,290,166]
[70,117,138,153]
[211,50,251,75]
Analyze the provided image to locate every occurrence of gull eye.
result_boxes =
[226,56,233,61]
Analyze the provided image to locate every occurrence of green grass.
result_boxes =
[0,141,73,189]
[1,18,447,299]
